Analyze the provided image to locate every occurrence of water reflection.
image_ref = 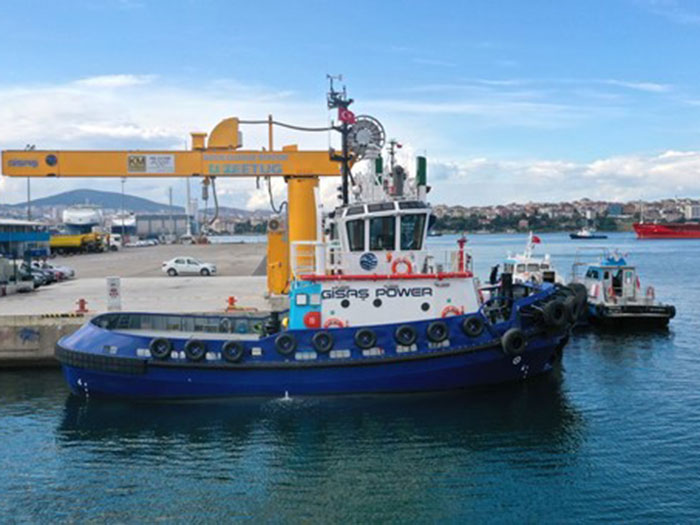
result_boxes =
[59,368,585,457]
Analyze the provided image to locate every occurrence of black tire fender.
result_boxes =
[501,328,527,355]
[149,338,172,360]
[426,320,449,343]
[275,333,297,356]
[461,316,485,338]
[563,295,581,322]
[221,341,245,363]
[311,331,334,353]
[394,324,418,346]
[542,299,567,328]
[354,328,377,350]
[184,339,207,361]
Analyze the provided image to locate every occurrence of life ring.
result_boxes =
[184,339,207,362]
[394,324,418,346]
[441,305,462,318]
[221,341,245,363]
[149,338,172,360]
[311,331,334,353]
[646,286,655,300]
[323,317,345,329]
[501,328,527,355]
[391,257,413,275]
[426,321,449,343]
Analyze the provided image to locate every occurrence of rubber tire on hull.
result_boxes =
[568,282,588,304]
[501,328,527,356]
[427,321,449,343]
[543,299,568,329]
[275,333,297,356]
[149,338,172,360]
[395,324,418,346]
[355,328,377,350]
[563,295,582,322]
[461,316,485,338]
[221,341,245,363]
[311,331,334,353]
[184,339,207,361]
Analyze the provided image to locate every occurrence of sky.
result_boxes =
[3,0,700,210]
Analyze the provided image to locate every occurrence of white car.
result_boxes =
[162,257,216,276]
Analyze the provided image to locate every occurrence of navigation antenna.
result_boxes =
[327,74,354,205]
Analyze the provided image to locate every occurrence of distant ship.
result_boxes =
[633,222,700,239]
[62,206,103,234]
[570,228,607,240]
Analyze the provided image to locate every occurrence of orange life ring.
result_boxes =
[441,305,462,317]
[391,257,413,275]
[323,317,345,329]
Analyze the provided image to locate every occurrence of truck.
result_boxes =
[50,232,110,255]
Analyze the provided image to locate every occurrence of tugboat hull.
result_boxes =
[58,337,563,398]
[55,289,575,399]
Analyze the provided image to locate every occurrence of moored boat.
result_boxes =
[54,87,581,399]
[572,250,675,328]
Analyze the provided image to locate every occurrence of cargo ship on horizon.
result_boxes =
[633,221,700,239]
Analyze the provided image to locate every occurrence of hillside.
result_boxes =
[3,189,268,217]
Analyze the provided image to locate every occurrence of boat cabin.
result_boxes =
[288,199,478,330]
[580,256,640,303]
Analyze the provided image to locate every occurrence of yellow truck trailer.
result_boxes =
[50,232,109,255]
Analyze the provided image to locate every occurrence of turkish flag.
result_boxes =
[532,235,541,244]
[338,107,356,124]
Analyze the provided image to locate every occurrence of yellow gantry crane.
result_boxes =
[1,82,382,295]
[1,116,341,295]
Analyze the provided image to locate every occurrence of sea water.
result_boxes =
[1,232,699,522]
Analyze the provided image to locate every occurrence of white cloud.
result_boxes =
[73,74,155,88]
[603,79,671,93]
[427,149,700,205]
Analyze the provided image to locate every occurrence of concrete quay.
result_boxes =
[0,243,269,368]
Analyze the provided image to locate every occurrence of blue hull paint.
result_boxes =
[62,342,556,398]
[56,286,572,399]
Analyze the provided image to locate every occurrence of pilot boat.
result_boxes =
[55,91,580,399]
[572,250,675,328]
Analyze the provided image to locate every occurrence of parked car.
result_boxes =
[162,257,217,276]
[32,261,75,280]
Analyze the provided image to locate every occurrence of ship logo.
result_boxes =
[360,252,378,271]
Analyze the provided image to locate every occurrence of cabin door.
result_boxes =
[621,269,637,300]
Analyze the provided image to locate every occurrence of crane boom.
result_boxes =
[1,147,340,178]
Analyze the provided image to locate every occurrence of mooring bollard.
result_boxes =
[75,298,89,313]
[226,296,237,311]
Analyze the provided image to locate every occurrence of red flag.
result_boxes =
[532,235,541,244]
[338,107,356,124]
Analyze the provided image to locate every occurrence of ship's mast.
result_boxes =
[327,75,353,206]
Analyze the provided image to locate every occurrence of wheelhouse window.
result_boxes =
[369,216,396,251]
[346,219,365,252]
[400,214,426,250]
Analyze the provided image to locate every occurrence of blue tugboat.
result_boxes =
[55,87,580,399]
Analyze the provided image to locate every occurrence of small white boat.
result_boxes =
[502,232,564,285]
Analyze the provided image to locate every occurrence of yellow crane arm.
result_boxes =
[1,147,341,178]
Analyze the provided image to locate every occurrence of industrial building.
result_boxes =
[0,219,50,258]
[135,213,195,239]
